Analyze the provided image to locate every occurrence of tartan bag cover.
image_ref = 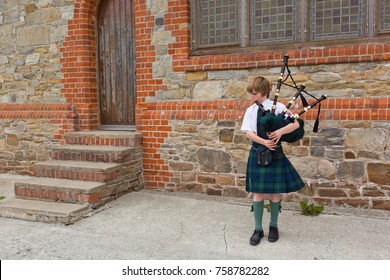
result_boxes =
[245,106,305,194]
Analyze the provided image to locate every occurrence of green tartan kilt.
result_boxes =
[246,146,304,194]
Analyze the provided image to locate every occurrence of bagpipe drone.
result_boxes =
[256,55,327,144]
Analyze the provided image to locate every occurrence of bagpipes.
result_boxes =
[256,54,327,143]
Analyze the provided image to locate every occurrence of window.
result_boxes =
[251,0,298,45]
[191,0,389,52]
[380,0,390,32]
[309,0,365,41]
[199,0,238,46]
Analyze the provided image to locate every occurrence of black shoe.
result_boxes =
[250,229,264,246]
[268,226,279,242]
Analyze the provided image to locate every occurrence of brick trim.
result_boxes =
[134,1,167,107]
[184,44,390,72]
[143,97,390,121]
[0,104,74,118]
[60,0,99,131]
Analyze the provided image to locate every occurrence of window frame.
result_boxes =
[376,0,390,35]
[190,0,390,56]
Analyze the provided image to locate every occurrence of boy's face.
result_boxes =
[249,91,267,103]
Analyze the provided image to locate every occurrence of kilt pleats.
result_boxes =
[246,147,304,194]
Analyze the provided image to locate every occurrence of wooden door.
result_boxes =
[97,0,136,128]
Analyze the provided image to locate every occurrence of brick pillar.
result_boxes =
[60,0,99,131]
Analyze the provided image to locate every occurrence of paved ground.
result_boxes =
[1,174,390,260]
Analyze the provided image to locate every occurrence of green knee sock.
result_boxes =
[270,201,281,228]
[252,201,264,231]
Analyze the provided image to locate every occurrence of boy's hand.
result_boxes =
[268,129,283,144]
[263,139,277,150]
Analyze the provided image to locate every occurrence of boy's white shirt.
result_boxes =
[240,99,287,135]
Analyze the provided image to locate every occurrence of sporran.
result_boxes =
[256,149,273,167]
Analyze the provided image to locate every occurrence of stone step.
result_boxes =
[0,198,90,225]
[51,145,134,163]
[35,160,122,182]
[64,131,142,147]
[1,129,145,225]
[14,177,106,204]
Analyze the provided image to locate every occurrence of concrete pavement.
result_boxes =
[0,174,390,260]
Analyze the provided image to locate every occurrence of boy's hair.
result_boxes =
[247,76,272,98]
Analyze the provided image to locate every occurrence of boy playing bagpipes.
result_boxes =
[241,76,305,245]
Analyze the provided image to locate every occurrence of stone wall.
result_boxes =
[0,0,73,103]
[0,0,75,172]
[144,63,390,209]
[0,103,78,174]
[0,118,58,175]
[139,0,390,210]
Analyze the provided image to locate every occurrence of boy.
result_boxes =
[241,76,304,245]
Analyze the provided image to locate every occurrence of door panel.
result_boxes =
[98,0,136,127]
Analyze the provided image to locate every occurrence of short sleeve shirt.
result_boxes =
[240,99,286,135]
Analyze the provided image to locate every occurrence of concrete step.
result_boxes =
[14,177,106,204]
[64,131,142,147]
[35,160,122,182]
[0,198,90,225]
[51,145,134,163]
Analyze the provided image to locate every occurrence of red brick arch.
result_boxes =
[60,0,101,131]
[60,0,158,132]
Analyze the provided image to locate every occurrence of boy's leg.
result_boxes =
[250,193,265,246]
[269,200,281,228]
[252,200,264,231]
[269,197,281,242]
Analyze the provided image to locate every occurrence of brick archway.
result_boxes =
[60,0,103,131]
[60,0,148,133]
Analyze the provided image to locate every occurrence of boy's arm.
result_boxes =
[268,120,300,143]
[245,130,278,151]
